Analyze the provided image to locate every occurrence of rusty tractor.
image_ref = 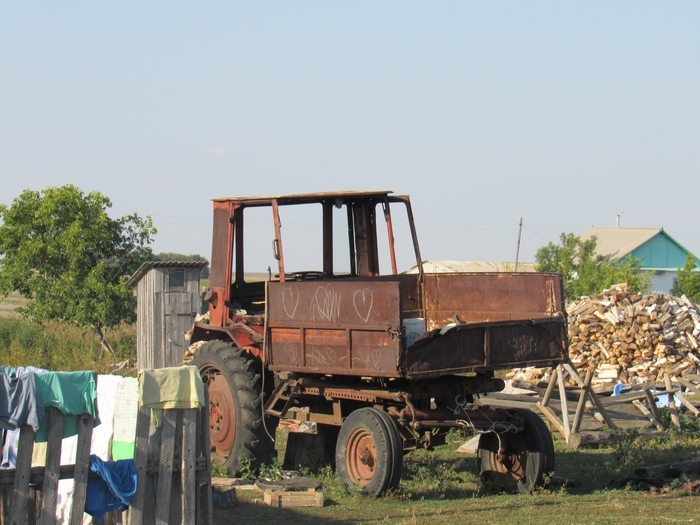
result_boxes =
[188,191,567,496]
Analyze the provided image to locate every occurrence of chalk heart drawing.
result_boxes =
[282,284,299,318]
[371,348,381,368]
[353,288,374,322]
[326,347,337,364]
[284,342,298,363]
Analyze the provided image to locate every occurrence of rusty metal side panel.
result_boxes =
[266,280,402,377]
[422,273,564,330]
[405,319,567,379]
[377,273,421,317]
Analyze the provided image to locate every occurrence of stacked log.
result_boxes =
[566,284,700,386]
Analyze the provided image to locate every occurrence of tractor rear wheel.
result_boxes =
[192,340,273,476]
[477,409,554,494]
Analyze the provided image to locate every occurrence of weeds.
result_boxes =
[608,427,642,465]
[238,456,284,481]
[210,461,229,478]
[0,317,136,374]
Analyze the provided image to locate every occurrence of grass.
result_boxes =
[225,490,700,525]
[216,425,700,525]
[0,291,27,318]
[4,293,700,523]
[0,316,137,375]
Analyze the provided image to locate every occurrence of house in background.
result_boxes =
[580,227,700,294]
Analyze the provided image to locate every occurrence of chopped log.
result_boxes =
[635,460,700,480]
[527,287,700,392]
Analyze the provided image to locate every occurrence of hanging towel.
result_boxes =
[111,377,138,460]
[138,365,205,426]
[84,455,137,522]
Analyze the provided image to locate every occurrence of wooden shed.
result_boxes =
[127,261,207,370]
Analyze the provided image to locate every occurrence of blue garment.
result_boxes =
[0,367,47,468]
[0,372,43,431]
[612,382,625,396]
[85,455,137,522]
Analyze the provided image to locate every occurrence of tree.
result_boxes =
[0,185,156,354]
[535,232,649,301]
[671,254,700,301]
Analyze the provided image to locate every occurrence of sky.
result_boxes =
[2,2,699,272]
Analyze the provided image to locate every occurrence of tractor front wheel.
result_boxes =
[335,408,402,496]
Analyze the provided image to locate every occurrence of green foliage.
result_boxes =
[671,254,700,301]
[608,428,642,466]
[238,456,284,481]
[401,456,478,500]
[210,461,229,479]
[0,185,156,352]
[0,317,136,374]
[535,233,649,300]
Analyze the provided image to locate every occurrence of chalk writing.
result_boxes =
[307,347,346,367]
[351,348,382,369]
[309,284,342,322]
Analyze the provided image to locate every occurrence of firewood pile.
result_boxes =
[565,284,700,386]
[509,284,700,389]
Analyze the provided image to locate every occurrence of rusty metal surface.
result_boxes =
[405,318,566,379]
[266,273,567,379]
[267,280,402,377]
[212,190,396,205]
[422,272,564,329]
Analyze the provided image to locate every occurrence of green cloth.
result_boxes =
[111,440,135,460]
[138,366,205,427]
[34,370,99,442]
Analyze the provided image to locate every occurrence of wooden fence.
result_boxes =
[1,394,212,524]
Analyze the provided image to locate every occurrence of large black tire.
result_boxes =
[336,408,403,497]
[192,340,274,476]
[477,408,554,494]
[373,410,403,490]
[527,410,555,477]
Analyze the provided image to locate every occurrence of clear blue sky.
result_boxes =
[2,2,699,270]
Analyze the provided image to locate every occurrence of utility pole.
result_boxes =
[515,217,523,272]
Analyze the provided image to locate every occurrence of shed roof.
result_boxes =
[126,261,208,288]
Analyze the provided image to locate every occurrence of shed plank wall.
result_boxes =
[136,267,202,370]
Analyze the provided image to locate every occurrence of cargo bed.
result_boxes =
[266,272,567,379]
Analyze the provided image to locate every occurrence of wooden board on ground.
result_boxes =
[263,488,324,508]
